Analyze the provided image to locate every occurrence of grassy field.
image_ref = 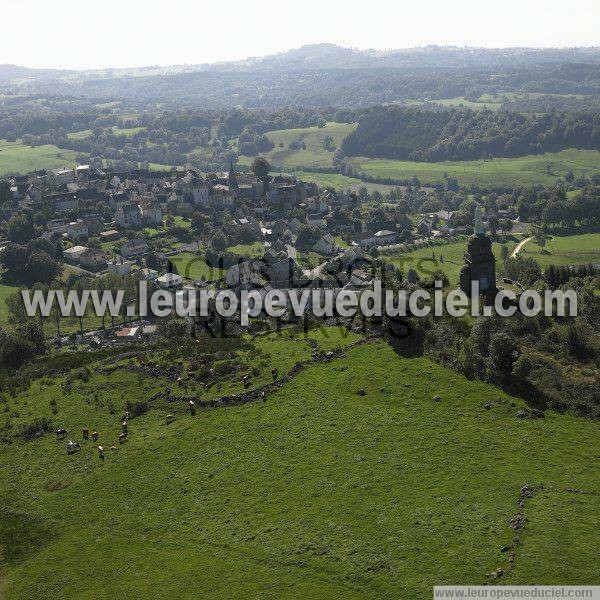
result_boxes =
[226,241,266,258]
[68,126,146,140]
[239,122,356,170]
[383,237,521,284]
[237,123,600,188]
[347,149,600,188]
[0,140,78,175]
[0,282,20,328]
[283,170,397,194]
[0,331,599,598]
[432,96,502,110]
[519,233,600,268]
[169,252,224,281]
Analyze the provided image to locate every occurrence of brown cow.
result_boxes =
[82,427,89,440]
[271,368,278,381]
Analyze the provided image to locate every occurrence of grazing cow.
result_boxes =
[243,375,250,389]
[82,427,89,440]
[123,411,131,421]
[67,440,81,454]
[166,414,175,425]
[91,431,99,442]
[56,428,68,439]
[110,446,117,452]
[121,421,128,434]
[97,445,105,459]
[271,368,278,381]
[189,400,196,416]
[119,432,128,444]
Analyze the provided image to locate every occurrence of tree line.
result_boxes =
[342,106,600,161]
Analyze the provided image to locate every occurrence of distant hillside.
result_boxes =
[3,45,600,110]
[342,105,600,161]
[0,64,72,83]
[201,44,600,72]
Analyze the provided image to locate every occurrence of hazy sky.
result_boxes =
[3,0,600,69]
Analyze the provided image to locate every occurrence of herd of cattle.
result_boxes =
[55,367,280,458]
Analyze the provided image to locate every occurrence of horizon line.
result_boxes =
[5,42,600,73]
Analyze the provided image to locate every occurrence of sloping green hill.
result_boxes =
[0,140,79,175]
[1,329,598,598]
[238,122,356,169]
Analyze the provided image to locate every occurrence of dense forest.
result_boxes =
[342,106,600,161]
[33,65,600,109]
[3,45,600,110]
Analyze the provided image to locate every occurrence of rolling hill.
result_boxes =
[1,328,599,598]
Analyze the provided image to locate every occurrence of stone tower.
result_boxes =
[227,161,238,190]
[459,204,496,299]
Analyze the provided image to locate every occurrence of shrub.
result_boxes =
[125,400,149,418]
[19,417,52,441]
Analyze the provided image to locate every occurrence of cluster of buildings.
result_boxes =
[3,163,471,301]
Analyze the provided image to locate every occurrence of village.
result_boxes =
[1,159,521,346]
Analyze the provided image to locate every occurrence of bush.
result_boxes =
[125,400,149,418]
[19,417,53,441]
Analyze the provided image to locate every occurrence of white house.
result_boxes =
[63,245,88,263]
[156,272,183,289]
[49,218,70,235]
[67,221,89,240]
[107,255,134,276]
[116,204,143,228]
[50,167,75,186]
[54,196,78,212]
[374,230,397,246]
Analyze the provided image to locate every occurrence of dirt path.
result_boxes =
[511,236,533,258]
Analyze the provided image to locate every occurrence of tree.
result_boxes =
[488,215,499,237]
[146,251,161,271]
[251,156,271,181]
[210,229,228,252]
[191,212,206,233]
[487,331,519,384]
[6,214,34,243]
[25,251,61,285]
[0,333,36,368]
[0,244,28,273]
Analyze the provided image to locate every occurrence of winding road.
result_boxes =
[511,236,533,258]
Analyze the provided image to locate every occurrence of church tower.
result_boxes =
[459,204,496,300]
[227,161,238,190]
